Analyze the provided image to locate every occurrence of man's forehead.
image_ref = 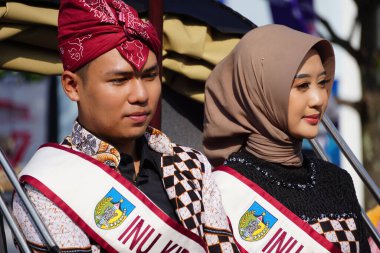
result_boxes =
[91,49,157,76]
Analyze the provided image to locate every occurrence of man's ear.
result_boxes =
[61,70,81,102]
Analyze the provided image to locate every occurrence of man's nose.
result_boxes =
[128,78,148,104]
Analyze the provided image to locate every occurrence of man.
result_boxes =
[12,1,239,252]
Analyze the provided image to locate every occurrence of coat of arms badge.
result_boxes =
[238,201,278,241]
[94,187,135,230]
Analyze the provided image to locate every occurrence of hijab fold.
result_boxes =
[203,24,335,167]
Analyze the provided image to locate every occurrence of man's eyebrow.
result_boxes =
[294,71,326,79]
[104,64,159,77]
[142,64,159,73]
[104,70,134,77]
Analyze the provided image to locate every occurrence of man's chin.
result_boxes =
[122,127,148,139]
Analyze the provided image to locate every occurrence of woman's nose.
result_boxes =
[309,85,326,108]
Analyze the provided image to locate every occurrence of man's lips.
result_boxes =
[303,114,320,125]
[127,112,149,123]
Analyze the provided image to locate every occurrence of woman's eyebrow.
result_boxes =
[294,70,326,79]
[294,73,310,79]
[318,70,327,77]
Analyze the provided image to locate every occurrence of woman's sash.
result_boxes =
[19,143,207,253]
[213,166,341,253]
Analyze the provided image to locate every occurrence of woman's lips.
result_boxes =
[303,114,320,125]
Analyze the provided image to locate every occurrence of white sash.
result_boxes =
[19,143,207,253]
[213,166,341,253]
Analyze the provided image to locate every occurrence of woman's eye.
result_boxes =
[296,83,309,90]
[319,79,330,87]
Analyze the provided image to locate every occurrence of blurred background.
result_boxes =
[1,0,380,252]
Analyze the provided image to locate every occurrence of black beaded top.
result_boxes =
[225,150,370,252]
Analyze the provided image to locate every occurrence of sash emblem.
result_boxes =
[238,201,277,242]
[94,187,135,230]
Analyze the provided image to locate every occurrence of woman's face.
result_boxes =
[287,49,331,139]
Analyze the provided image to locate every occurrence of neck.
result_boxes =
[112,139,138,159]
[110,138,141,175]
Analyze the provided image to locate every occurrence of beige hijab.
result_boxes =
[203,24,335,167]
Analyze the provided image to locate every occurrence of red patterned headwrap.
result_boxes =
[58,0,161,72]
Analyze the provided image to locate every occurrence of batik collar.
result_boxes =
[65,121,174,169]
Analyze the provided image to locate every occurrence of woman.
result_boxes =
[203,24,369,253]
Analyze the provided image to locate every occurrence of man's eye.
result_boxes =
[110,78,128,85]
[143,72,158,80]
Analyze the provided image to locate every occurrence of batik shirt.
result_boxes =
[13,121,239,253]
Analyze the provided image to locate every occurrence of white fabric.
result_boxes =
[213,168,340,253]
[19,145,207,253]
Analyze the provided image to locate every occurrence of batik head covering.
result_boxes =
[58,0,160,72]
[203,24,335,166]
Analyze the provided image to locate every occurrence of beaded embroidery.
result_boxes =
[225,154,316,190]
[300,212,357,223]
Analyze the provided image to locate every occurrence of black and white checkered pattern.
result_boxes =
[311,217,359,252]
[162,146,205,234]
[162,145,238,253]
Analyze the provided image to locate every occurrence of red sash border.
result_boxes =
[214,165,342,253]
[20,143,207,252]
[226,216,248,253]
[21,175,117,252]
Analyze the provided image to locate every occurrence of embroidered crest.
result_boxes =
[94,187,135,230]
[238,201,277,241]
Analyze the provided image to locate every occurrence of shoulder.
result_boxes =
[145,127,210,166]
[145,127,212,177]
[171,144,212,173]
[309,156,356,188]
[173,144,208,162]
[13,185,92,249]
[312,157,351,177]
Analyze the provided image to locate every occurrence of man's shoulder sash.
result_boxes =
[213,166,341,253]
[19,143,207,253]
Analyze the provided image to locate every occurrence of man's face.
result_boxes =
[76,48,161,147]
